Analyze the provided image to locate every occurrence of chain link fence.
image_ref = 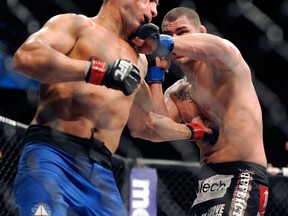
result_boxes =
[1,117,288,216]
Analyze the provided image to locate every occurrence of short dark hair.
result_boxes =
[161,7,201,29]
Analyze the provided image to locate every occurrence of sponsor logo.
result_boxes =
[131,179,151,210]
[230,171,252,216]
[201,204,225,216]
[116,60,132,81]
[193,174,233,206]
[32,203,50,216]
[258,185,269,216]
[131,179,151,216]
[130,168,157,216]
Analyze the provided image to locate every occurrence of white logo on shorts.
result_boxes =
[32,203,50,216]
[201,204,225,216]
[193,174,233,206]
[230,171,252,216]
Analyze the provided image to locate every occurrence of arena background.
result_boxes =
[1,1,288,168]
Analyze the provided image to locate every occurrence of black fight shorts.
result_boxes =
[188,161,269,216]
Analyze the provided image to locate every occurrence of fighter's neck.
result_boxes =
[182,61,201,82]
[94,6,124,38]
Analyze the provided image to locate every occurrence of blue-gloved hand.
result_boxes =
[157,34,174,55]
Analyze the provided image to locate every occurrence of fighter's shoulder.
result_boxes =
[169,78,188,89]
[45,13,93,29]
[164,78,187,97]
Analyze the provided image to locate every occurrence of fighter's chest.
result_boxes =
[72,31,137,62]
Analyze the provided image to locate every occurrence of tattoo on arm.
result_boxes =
[174,89,195,103]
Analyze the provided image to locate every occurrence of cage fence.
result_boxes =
[0,117,288,216]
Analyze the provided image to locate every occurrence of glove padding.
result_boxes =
[157,34,174,55]
[185,123,219,145]
[132,23,174,56]
[136,23,160,40]
[145,54,165,83]
[85,57,141,96]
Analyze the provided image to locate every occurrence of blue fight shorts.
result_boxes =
[188,161,269,216]
[12,125,127,216]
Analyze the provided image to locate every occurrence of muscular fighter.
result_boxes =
[11,0,162,215]
[132,7,269,215]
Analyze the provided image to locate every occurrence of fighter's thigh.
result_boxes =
[13,174,67,216]
[13,144,70,215]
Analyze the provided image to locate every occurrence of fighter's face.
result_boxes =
[126,0,159,53]
[122,0,159,35]
[162,16,199,36]
[162,15,199,65]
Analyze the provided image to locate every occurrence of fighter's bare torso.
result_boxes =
[31,14,147,153]
[167,61,267,167]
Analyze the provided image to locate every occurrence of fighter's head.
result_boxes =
[161,7,205,36]
[161,7,206,65]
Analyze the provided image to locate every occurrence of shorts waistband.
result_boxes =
[23,125,112,170]
[200,161,268,180]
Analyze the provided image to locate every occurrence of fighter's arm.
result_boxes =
[158,33,243,71]
[128,70,217,143]
[129,111,191,142]
[138,51,181,120]
[127,81,190,142]
[128,104,216,143]
[173,33,242,69]
[144,56,168,116]
[13,13,90,83]
[127,52,180,140]
[13,14,141,95]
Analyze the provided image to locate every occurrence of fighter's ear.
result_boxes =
[199,25,207,33]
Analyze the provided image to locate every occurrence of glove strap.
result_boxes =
[85,57,106,85]
[185,123,205,141]
[145,66,165,83]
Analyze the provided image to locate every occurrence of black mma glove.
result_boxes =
[85,57,141,96]
[145,54,165,83]
[136,23,160,40]
[185,123,219,145]
[133,23,174,56]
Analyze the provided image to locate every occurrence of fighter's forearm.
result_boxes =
[148,83,169,116]
[131,112,219,145]
[130,112,191,142]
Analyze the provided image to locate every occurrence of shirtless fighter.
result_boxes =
[11,0,163,215]
[132,7,269,216]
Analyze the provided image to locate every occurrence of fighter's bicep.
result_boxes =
[34,14,88,54]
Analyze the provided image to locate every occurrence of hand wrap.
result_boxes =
[85,57,141,96]
[185,123,219,145]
